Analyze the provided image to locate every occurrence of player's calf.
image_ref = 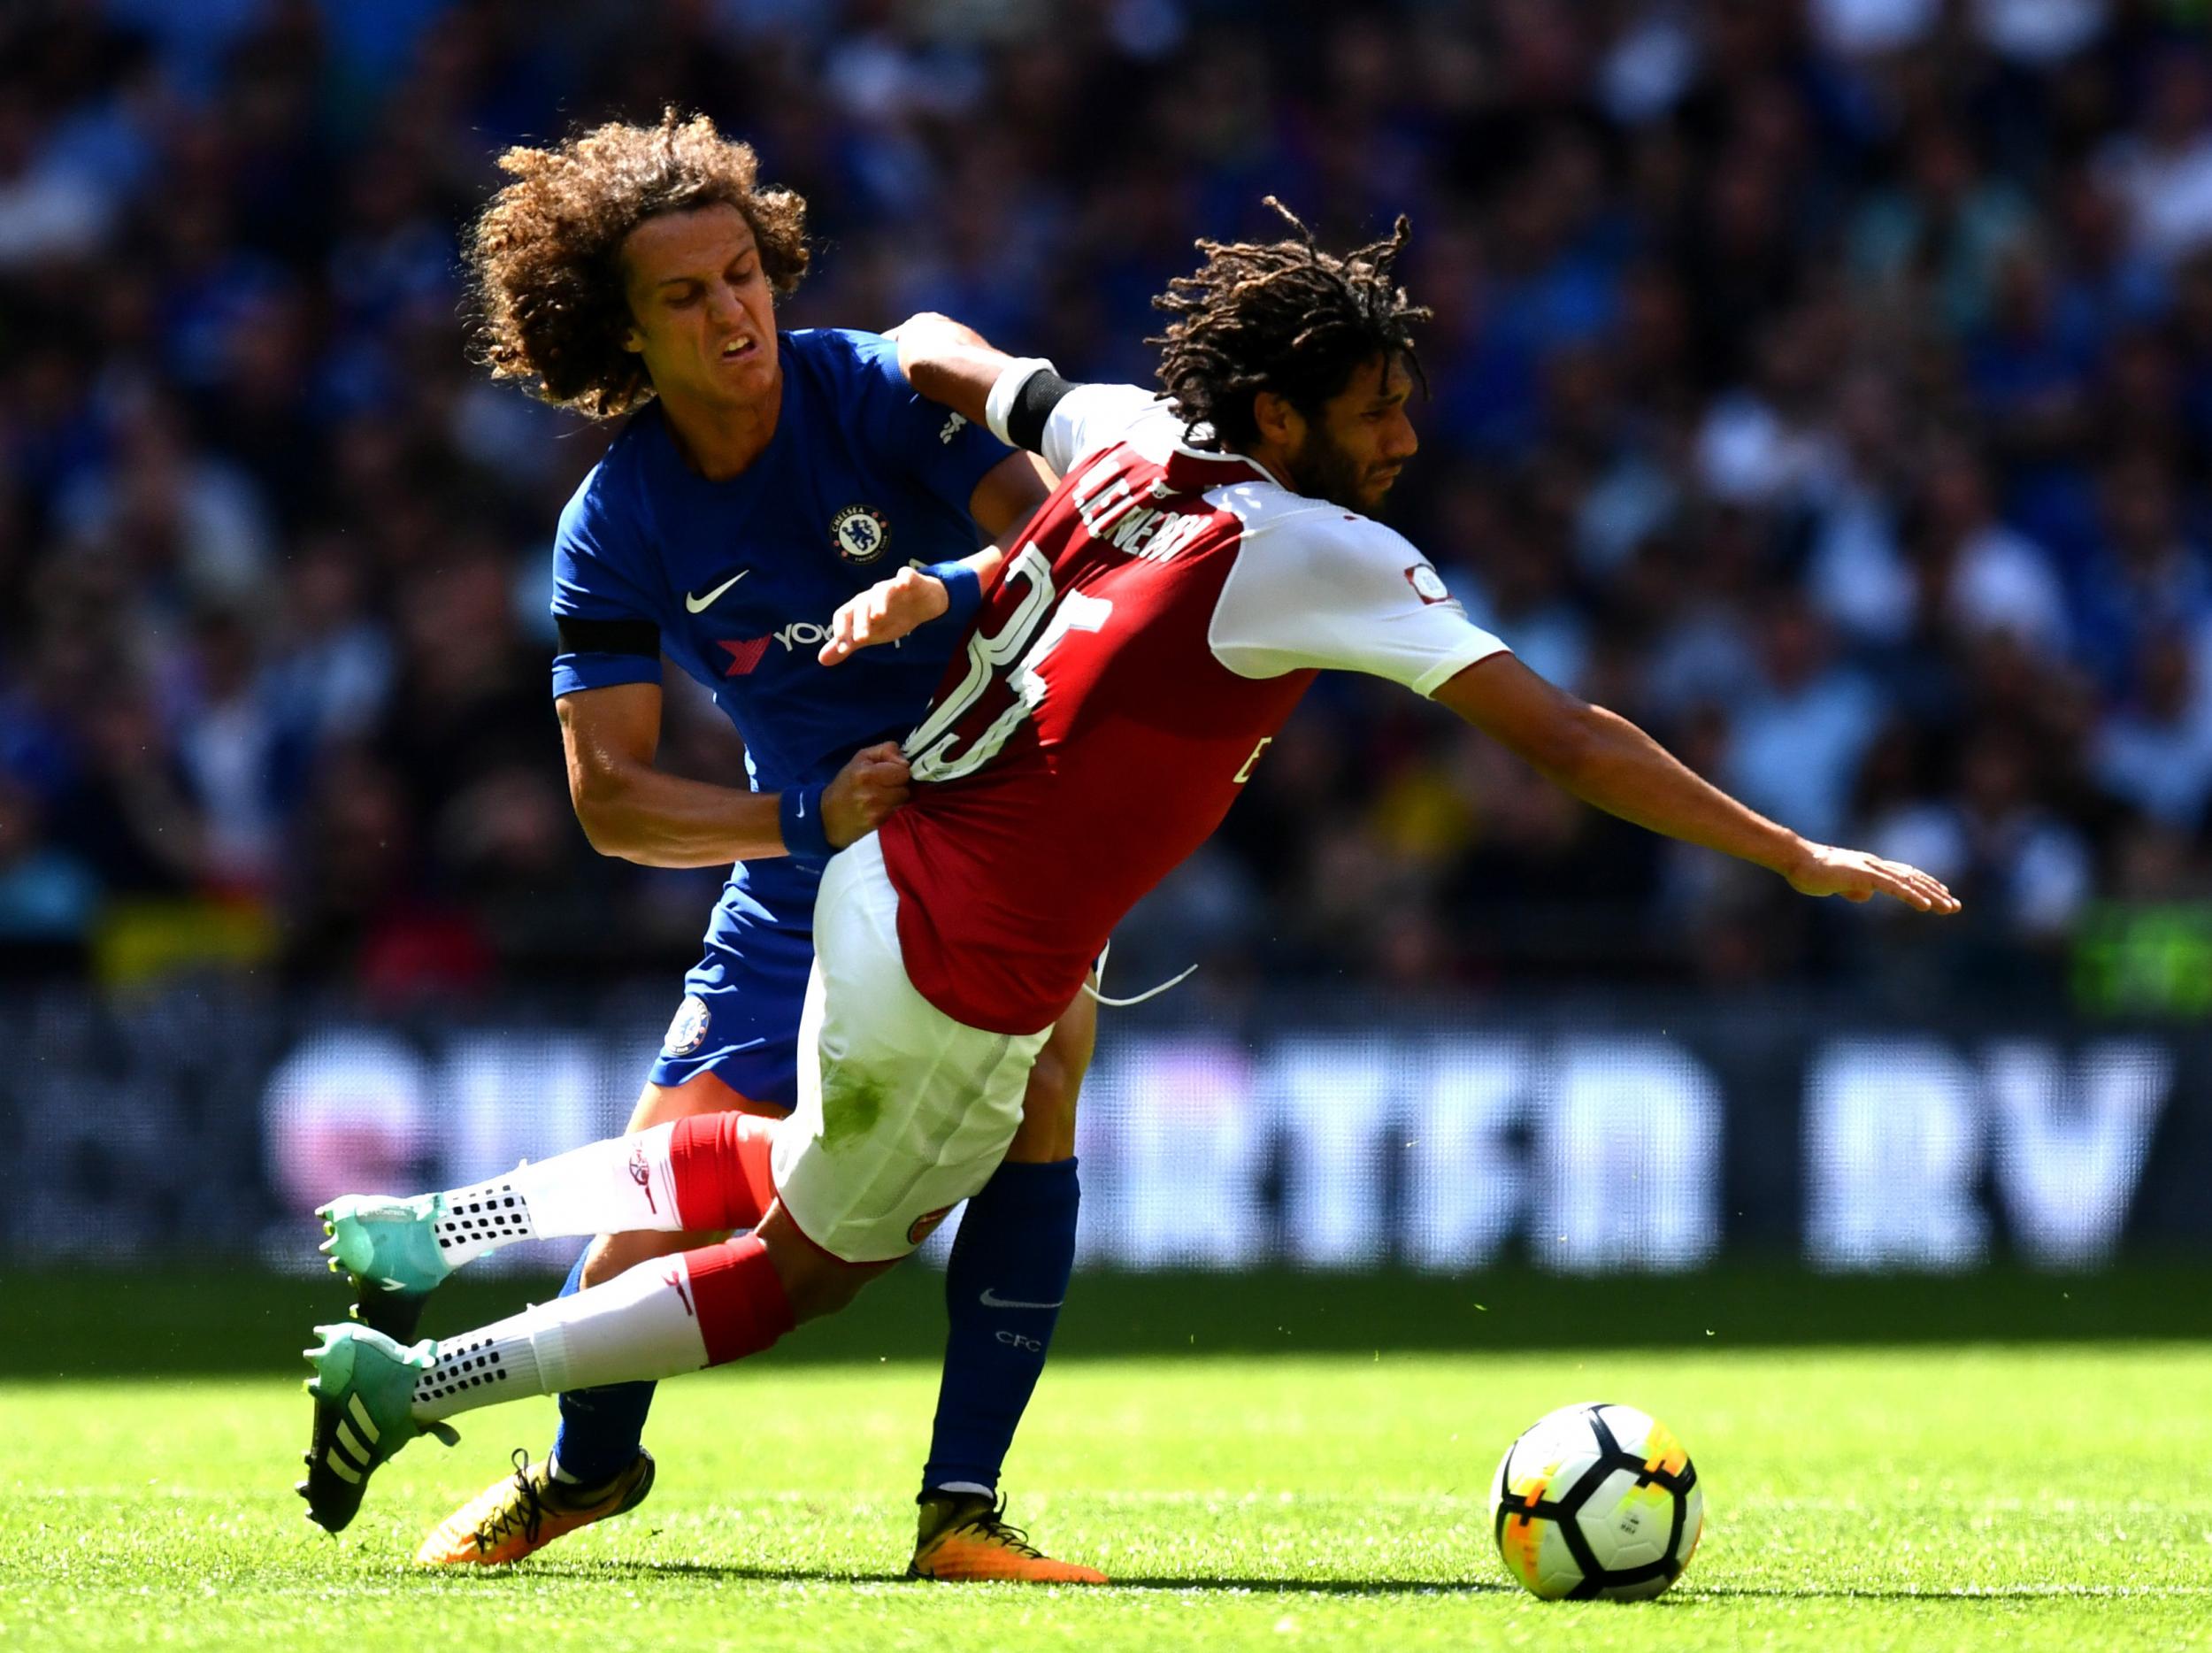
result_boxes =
[546,1080,781,1488]
[917,997,1089,1512]
[318,1113,780,1306]
[298,1234,786,1531]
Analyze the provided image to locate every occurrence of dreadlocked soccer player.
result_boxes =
[296,201,1960,1563]
[297,111,1104,1583]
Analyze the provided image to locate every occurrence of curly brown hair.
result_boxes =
[1148,197,1428,449]
[465,110,810,419]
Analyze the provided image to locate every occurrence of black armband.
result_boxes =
[1002,368,1079,455]
[556,615,661,659]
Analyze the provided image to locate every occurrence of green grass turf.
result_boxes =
[5,1346,2208,1651]
[15,1264,2212,1376]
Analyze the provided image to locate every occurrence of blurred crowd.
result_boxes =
[6,0,2212,1008]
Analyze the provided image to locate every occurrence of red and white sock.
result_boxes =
[429,1114,779,1268]
[409,1235,793,1425]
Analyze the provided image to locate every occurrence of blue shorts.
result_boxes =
[647,858,825,1111]
[647,854,1105,1110]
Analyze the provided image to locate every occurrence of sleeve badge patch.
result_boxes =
[1405,564,1453,604]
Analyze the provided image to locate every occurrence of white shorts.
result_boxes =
[768,832,1054,1263]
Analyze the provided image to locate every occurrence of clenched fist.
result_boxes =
[820,741,911,847]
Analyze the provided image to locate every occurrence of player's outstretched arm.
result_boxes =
[890,315,1087,481]
[559,683,909,865]
[889,310,1057,538]
[1432,655,1960,913]
[887,311,1018,427]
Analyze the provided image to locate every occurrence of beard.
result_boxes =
[1288,426,1391,517]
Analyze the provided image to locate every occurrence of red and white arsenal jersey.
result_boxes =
[876,385,1510,1034]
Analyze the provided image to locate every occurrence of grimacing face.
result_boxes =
[618,202,780,409]
[1287,353,1419,515]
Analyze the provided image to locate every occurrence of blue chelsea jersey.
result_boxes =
[549,328,1010,811]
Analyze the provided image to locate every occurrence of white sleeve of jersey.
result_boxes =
[1208,507,1510,696]
[1041,383,1177,476]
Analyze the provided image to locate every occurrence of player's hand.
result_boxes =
[818,567,950,665]
[820,742,911,848]
[1784,842,1961,913]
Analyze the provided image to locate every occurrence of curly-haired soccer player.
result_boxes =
[299,111,1103,1583]
[297,200,1959,1562]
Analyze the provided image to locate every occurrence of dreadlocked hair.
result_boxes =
[1148,197,1429,450]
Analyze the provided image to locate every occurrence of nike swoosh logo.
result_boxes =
[684,569,750,612]
[979,1288,1064,1310]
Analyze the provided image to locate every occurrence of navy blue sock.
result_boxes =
[922,1157,1080,1495]
[549,1243,657,1485]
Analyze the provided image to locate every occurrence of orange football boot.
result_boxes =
[414,1449,654,1565]
[908,1491,1106,1584]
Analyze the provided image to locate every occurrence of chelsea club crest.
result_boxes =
[663,993,710,1057]
[830,503,891,565]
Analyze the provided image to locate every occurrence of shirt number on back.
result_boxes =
[907,544,1113,783]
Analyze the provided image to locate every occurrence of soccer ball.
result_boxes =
[1489,1401,1703,1601]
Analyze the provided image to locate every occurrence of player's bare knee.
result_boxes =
[1007,1049,1079,1163]
[797,1261,877,1320]
[758,1214,887,1321]
[773,1258,879,1322]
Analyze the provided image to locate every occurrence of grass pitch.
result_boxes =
[6,1343,2208,1651]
